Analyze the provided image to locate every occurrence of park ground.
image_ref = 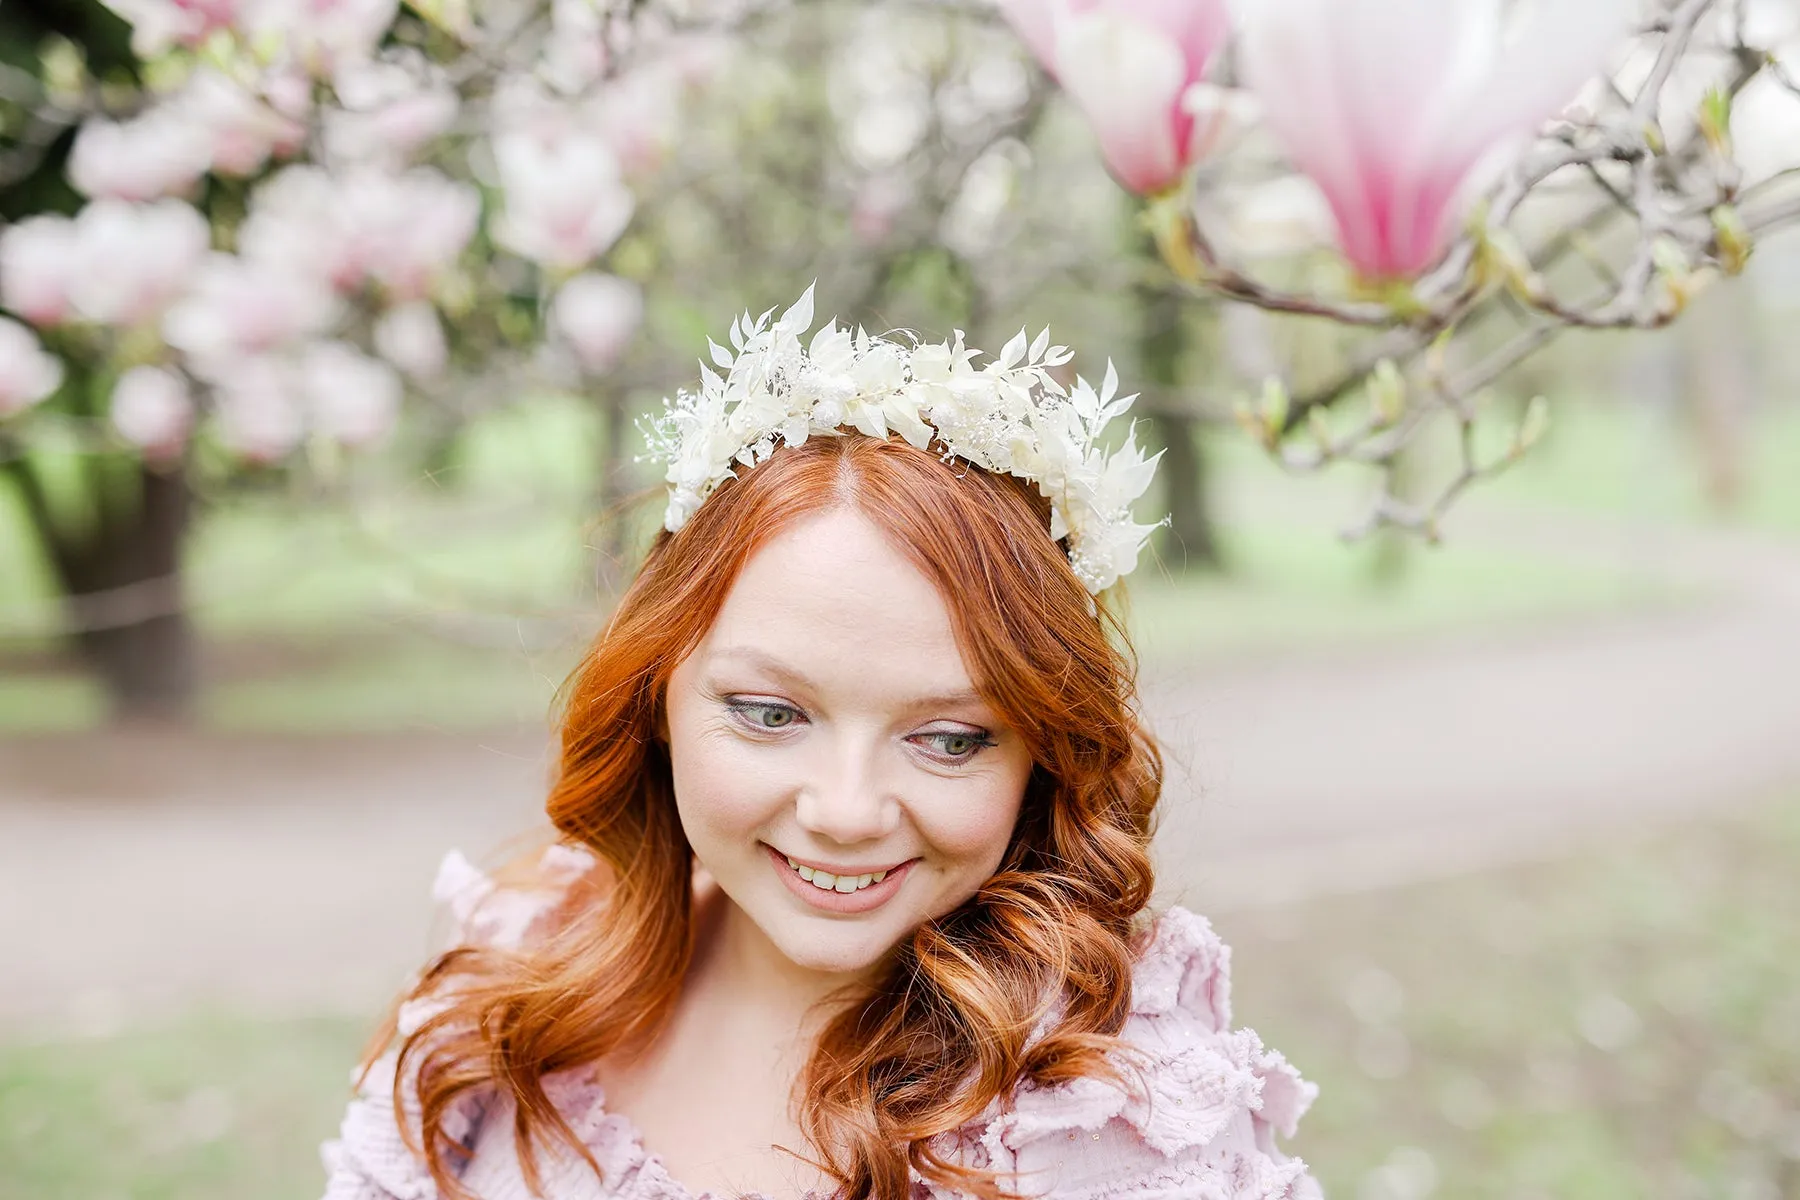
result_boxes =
[3,402,1799,1199]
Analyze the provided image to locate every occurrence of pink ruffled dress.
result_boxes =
[320,851,1321,1200]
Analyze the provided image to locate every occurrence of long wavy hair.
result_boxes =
[377,431,1164,1199]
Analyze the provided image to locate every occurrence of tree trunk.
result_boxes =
[1135,265,1221,571]
[6,450,199,723]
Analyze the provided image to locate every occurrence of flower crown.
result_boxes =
[640,286,1165,594]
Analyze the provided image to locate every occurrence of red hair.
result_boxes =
[381,432,1162,1198]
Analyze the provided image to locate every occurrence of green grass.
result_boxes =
[6,790,1795,1199]
[1219,787,1800,1200]
[0,1013,364,1200]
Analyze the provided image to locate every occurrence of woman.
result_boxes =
[320,290,1319,1200]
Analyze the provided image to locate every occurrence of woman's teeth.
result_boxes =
[786,855,889,893]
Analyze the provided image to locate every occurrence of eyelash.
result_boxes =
[722,700,997,764]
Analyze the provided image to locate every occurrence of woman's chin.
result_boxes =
[765,913,908,978]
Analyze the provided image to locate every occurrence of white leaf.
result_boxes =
[779,282,816,333]
[1029,326,1051,362]
[708,339,735,370]
[999,328,1028,370]
[1100,359,1119,405]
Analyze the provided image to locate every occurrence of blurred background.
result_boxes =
[2,1,1799,1198]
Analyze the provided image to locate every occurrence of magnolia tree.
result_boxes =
[4,0,1799,722]
[1000,0,1800,538]
[0,0,720,717]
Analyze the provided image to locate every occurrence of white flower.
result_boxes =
[373,301,448,379]
[298,340,402,446]
[163,252,340,373]
[69,199,212,328]
[0,317,64,415]
[551,273,643,374]
[1,216,79,327]
[69,109,212,201]
[212,356,304,461]
[641,285,1160,594]
[110,365,194,455]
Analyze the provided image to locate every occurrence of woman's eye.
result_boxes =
[917,730,996,761]
[728,700,801,730]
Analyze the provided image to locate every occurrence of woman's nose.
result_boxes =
[793,744,898,844]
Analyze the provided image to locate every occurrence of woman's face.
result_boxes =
[664,507,1034,978]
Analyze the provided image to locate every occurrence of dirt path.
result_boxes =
[5,515,1798,1036]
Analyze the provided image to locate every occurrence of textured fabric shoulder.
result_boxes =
[929,907,1321,1200]
[319,844,600,1200]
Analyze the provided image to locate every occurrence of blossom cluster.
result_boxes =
[642,287,1165,594]
[0,0,691,458]
[1000,0,1642,280]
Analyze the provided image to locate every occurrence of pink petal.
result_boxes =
[1055,10,1189,193]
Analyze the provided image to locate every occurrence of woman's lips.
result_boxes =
[764,843,916,914]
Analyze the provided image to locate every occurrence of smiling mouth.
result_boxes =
[781,854,893,894]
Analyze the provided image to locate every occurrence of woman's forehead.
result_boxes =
[693,509,983,701]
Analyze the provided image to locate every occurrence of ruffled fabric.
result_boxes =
[930,908,1321,1200]
[320,846,599,1200]
[320,855,1319,1200]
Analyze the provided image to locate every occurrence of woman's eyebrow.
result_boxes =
[707,646,985,712]
[707,646,817,692]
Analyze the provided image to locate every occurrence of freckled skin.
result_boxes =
[664,507,1034,977]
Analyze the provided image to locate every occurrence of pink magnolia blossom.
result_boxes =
[69,109,212,200]
[69,200,212,328]
[163,253,339,373]
[1234,0,1637,279]
[1000,0,1234,195]
[359,170,480,300]
[551,273,642,374]
[1,216,79,327]
[210,356,305,460]
[248,0,398,77]
[298,341,401,445]
[327,55,459,163]
[0,317,64,415]
[238,165,477,300]
[110,365,194,456]
[491,84,635,270]
[373,300,448,379]
[180,69,306,176]
[102,0,245,57]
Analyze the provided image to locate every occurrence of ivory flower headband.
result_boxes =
[640,286,1165,594]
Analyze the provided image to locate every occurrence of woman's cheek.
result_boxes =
[677,731,789,836]
[912,773,1024,869]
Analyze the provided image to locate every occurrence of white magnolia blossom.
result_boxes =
[110,365,195,454]
[163,253,340,373]
[69,109,212,200]
[211,355,305,460]
[298,340,402,446]
[239,165,479,299]
[103,0,247,57]
[180,68,307,177]
[0,317,65,415]
[326,54,459,164]
[643,287,1165,594]
[0,216,79,327]
[69,199,212,328]
[491,83,635,270]
[551,273,643,373]
[252,0,400,78]
[374,301,449,379]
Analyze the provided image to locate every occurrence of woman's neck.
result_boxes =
[684,890,876,1044]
